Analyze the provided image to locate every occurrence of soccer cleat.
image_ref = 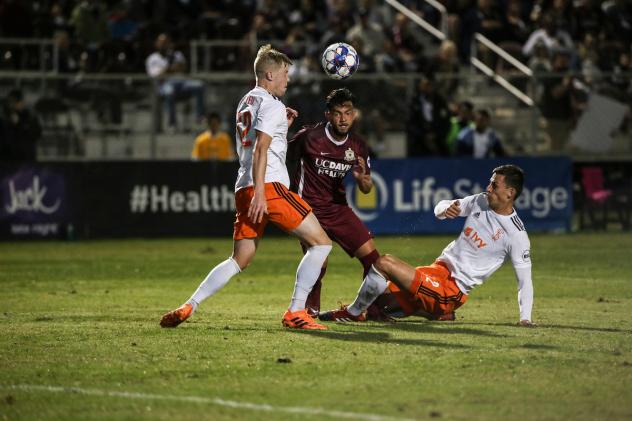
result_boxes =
[160,303,193,328]
[306,307,320,318]
[282,309,328,330]
[318,306,366,322]
[305,279,322,318]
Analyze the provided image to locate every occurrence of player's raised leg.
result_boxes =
[282,212,332,330]
[159,239,256,328]
[320,254,413,322]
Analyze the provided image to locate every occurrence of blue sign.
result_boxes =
[345,157,572,234]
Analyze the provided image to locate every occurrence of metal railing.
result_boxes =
[1,71,629,161]
[384,0,536,107]
[470,33,534,107]
[384,0,446,41]
[0,37,58,73]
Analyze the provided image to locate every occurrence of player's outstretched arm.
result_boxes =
[435,200,461,219]
[514,266,534,327]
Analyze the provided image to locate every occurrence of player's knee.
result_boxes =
[308,244,332,255]
[306,231,332,247]
[318,236,333,247]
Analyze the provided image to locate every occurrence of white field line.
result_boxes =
[2,384,418,421]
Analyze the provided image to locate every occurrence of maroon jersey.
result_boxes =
[289,122,370,207]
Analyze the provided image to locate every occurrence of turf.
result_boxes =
[1,234,631,420]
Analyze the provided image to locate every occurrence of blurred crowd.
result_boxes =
[0,0,629,76]
[0,0,630,159]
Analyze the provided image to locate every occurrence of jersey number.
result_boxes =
[237,111,252,147]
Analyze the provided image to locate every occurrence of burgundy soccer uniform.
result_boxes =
[289,122,372,256]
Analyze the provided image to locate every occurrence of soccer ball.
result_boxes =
[321,42,359,80]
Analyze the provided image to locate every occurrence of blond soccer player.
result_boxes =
[161,45,332,330]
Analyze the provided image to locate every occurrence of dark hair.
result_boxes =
[460,101,474,111]
[206,112,220,122]
[493,164,524,198]
[325,88,356,110]
[477,108,491,119]
[7,89,23,102]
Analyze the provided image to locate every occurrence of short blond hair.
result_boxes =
[254,44,292,78]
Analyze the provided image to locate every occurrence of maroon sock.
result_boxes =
[359,249,380,278]
[305,266,326,314]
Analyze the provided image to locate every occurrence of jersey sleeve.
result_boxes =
[434,193,481,219]
[509,231,531,269]
[253,100,285,138]
[509,231,533,320]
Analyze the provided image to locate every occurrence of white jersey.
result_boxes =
[234,86,290,191]
[435,193,534,320]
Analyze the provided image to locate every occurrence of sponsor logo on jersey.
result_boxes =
[473,212,480,218]
[492,228,504,241]
[314,158,352,178]
[463,226,487,249]
[522,249,531,261]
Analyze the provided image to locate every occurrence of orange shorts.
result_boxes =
[387,261,467,317]
[233,182,312,240]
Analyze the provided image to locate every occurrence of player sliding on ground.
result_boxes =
[161,45,332,330]
[319,164,536,326]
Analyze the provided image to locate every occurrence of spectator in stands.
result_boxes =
[539,49,574,151]
[191,112,235,161]
[0,89,41,162]
[497,0,530,63]
[61,47,123,125]
[69,0,110,72]
[374,38,406,73]
[290,0,327,43]
[570,0,604,41]
[425,39,461,99]
[456,109,506,158]
[257,0,290,40]
[146,33,205,132]
[446,101,474,155]
[602,0,632,47]
[406,75,451,157]
[477,0,504,42]
[387,12,425,72]
[346,8,385,72]
[522,15,574,61]
[320,16,348,52]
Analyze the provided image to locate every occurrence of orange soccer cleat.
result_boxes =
[318,305,366,322]
[160,303,193,328]
[282,309,328,330]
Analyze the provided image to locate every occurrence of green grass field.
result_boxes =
[1,233,632,420]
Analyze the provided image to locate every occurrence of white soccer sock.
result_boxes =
[187,257,241,311]
[347,265,388,316]
[289,244,332,311]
